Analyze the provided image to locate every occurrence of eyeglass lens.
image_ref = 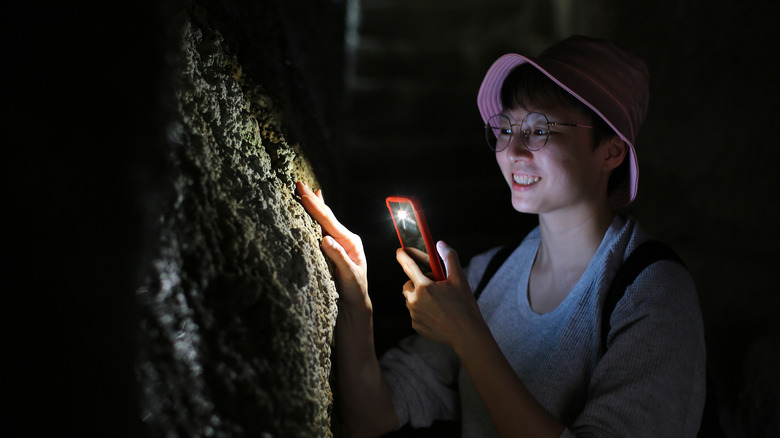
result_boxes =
[485,112,550,152]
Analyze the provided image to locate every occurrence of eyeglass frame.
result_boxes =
[485,112,594,152]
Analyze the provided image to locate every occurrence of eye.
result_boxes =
[489,124,512,137]
[531,128,549,136]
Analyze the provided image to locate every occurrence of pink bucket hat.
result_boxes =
[477,35,650,208]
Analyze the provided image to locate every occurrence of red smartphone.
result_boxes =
[386,196,445,281]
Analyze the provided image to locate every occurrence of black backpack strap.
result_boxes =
[601,240,686,349]
[473,241,521,301]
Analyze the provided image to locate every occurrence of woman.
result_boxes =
[297,35,705,437]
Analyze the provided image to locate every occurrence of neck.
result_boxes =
[535,203,615,271]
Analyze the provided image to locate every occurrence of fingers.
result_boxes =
[296,181,364,264]
[397,241,466,287]
[296,181,344,236]
[321,235,356,275]
[436,241,466,283]
[404,247,430,267]
[296,181,325,209]
[396,248,432,286]
[401,279,414,300]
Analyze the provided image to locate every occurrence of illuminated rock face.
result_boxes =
[135,11,338,438]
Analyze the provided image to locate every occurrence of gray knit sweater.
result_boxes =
[380,215,706,437]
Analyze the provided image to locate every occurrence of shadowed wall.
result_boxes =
[2,0,345,436]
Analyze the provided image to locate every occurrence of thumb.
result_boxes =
[436,240,465,282]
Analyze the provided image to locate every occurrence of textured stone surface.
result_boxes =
[135,10,338,437]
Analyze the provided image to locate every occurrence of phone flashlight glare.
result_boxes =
[397,208,418,233]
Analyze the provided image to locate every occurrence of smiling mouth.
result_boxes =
[513,174,541,186]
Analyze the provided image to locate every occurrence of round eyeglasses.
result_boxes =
[485,112,593,152]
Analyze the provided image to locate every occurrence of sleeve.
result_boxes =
[379,333,461,429]
[376,250,500,429]
[566,260,707,438]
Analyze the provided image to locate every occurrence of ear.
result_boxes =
[602,136,628,172]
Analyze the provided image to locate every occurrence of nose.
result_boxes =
[504,134,532,161]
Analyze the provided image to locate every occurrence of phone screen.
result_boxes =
[386,196,445,281]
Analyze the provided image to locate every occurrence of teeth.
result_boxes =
[513,175,540,185]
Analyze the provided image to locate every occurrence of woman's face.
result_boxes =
[495,104,610,217]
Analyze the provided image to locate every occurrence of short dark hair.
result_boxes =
[500,64,628,197]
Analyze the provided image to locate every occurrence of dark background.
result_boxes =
[335,0,780,436]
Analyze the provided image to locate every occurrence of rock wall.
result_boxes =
[135,9,339,437]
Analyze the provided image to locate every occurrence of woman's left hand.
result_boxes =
[396,241,484,351]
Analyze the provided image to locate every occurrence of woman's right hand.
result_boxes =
[296,181,370,312]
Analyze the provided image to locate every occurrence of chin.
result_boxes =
[511,196,539,215]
